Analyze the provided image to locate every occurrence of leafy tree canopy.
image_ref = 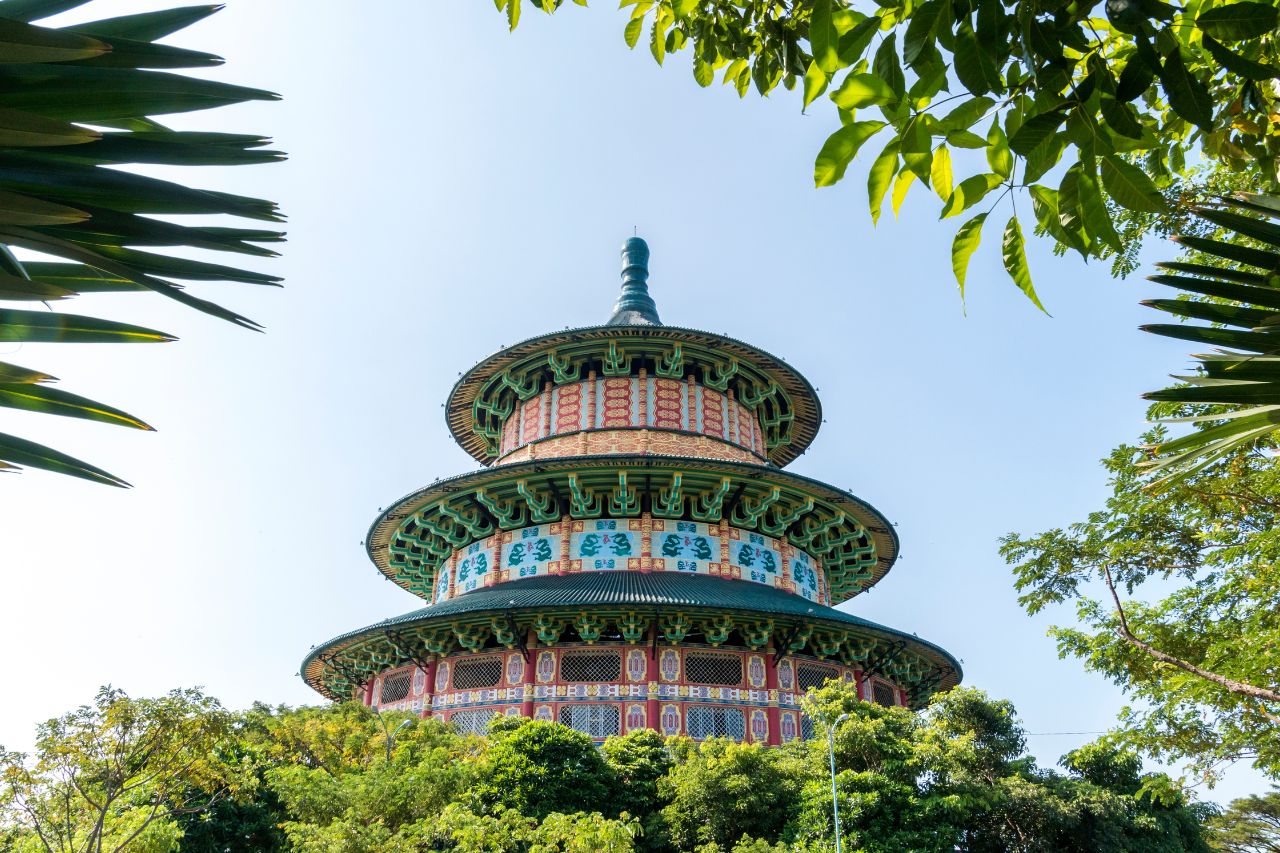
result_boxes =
[497,0,1280,310]
[1002,423,1280,783]
[1206,788,1280,852]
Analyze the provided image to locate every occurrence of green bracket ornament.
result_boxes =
[655,343,683,378]
[573,611,606,644]
[788,623,813,654]
[654,473,684,519]
[547,349,581,384]
[475,489,529,530]
[568,474,603,518]
[516,480,560,523]
[440,501,494,540]
[418,627,455,655]
[839,637,876,666]
[703,614,734,646]
[534,614,567,646]
[731,486,781,529]
[659,612,692,644]
[704,358,739,392]
[421,513,470,548]
[491,617,519,649]
[619,611,649,644]
[609,472,641,516]
[760,497,813,537]
[811,629,844,659]
[499,369,541,400]
[453,622,491,654]
[738,379,779,409]
[691,477,732,522]
[741,619,774,650]
[601,340,632,376]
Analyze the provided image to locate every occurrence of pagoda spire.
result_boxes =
[607,236,661,326]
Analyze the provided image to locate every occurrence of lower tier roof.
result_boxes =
[302,572,961,703]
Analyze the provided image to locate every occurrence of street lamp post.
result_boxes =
[828,712,850,853]
[377,715,414,763]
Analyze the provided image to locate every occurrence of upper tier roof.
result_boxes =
[446,238,823,468]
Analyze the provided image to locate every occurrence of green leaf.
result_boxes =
[1002,216,1047,312]
[873,32,904,95]
[0,271,73,300]
[693,55,714,87]
[650,15,667,64]
[68,5,222,41]
[953,29,1001,95]
[1141,297,1275,328]
[1029,184,1089,257]
[1172,234,1280,269]
[1116,58,1156,101]
[867,139,898,225]
[946,129,988,148]
[1159,48,1213,130]
[1078,159,1123,253]
[814,120,885,187]
[810,0,841,73]
[903,0,944,64]
[940,172,1003,218]
[830,72,895,109]
[0,430,128,487]
[1201,34,1280,80]
[507,0,521,30]
[0,108,99,148]
[0,307,174,343]
[0,361,52,383]
[986,119,1012,179]
[892,166,916,217]
[0,0,93,23]
[930,144,953,200]
[837,15,878,65]
[801,61,826,109]
[900,115,933,183]
[1100,155,1168,213]
[1008,110,1066,156]
[624,16,644,47]
[0,382,152,430]
[0,189,88,226]
[0,18,107,63]
[1197,2,1278,40]
[939,97,995,132]
[1100,95,1144,139]
[951,212,987,299]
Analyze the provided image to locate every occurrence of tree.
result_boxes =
[0,0,282,486]
[471,719,620,820]
[0,687,242,853]
[658,737,805,850]
[494,0,1279,306]
[1206,789,1280,853]
[1002,429,1280,782]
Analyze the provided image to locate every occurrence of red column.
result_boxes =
[646,622,660,733]
[362,677,374,707]
[422,659,437,719]
[765,647,781,746]
[853,669,865,703]
[522,630,537,717]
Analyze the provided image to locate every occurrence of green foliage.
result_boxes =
[471,718,620,820]
[0,0,282,487]
[494,0,1280,309]
[0,688,1221,852]
[0,686,243,853]
[1133,191,1280,479]
[1002,429,1280,782]
[1205,788,1280,852]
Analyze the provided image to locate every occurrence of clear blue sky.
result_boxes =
[0,0,1266,804]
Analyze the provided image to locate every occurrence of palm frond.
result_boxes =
[0,2,282,485]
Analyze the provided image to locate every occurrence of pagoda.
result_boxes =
[302,238,961,744]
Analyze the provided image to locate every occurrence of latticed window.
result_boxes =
[558,704,620,738]
[379,672,411,703]
[686,706,745,740]
[559,651,622,683]
[684,652,743,686]
[450,708,498,735]
[872,681,898,707]
[799,715,816,741]
[795,662,839,692]
[452,656,503,690]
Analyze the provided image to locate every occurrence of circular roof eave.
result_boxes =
[301,572,961,697]
[365,453,900,600]
[445,324,823,468]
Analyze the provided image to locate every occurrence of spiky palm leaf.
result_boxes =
[1141,193,1280,481]
[0,0,282,486]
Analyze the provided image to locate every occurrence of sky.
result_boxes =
[0,0,1269,806]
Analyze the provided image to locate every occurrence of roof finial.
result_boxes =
[607,235,661,326]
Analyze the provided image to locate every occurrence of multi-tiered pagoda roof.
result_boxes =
[302,239,960,744]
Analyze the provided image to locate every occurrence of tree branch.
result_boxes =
[1100,563,1280,704]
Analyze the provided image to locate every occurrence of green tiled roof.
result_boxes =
[302,571,961,684]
